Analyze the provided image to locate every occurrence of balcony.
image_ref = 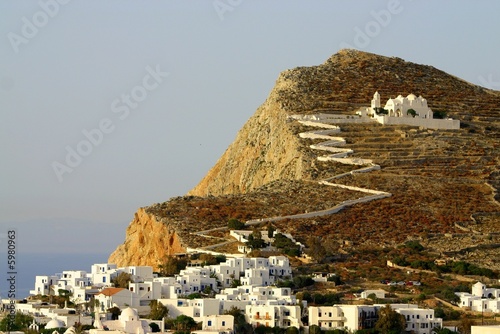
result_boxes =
[254,315,272,320]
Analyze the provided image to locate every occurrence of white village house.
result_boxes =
[456,282,500,313]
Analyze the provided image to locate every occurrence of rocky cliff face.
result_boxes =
[110,49,500,269]
[187,98,309,197]
[108,208,185,270]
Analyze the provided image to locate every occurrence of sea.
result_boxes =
[1,252,110,300]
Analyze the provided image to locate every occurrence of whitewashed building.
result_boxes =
[56,271,91,291]
[360,289,386,300]
[30,275,59,296]
[456,282,500,313]
[385,304,443,334]
[89,263,120,287]
[309,305,378,332]
[245,303,302,329]
[193,314,234,334]
[159,298,221,321]
[129,281,162,305]
[153,277,182,299]
[471,325,500,334]
[356,91,460,129]
[176,267,218,295]
[90,307,151,334]
[95,287,141,311]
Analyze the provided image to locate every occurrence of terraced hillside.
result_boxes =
[110,50,500,271]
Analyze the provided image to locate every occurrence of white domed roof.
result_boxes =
[121,307,138,318]
[46,318,65,329]
[407,93,417,100]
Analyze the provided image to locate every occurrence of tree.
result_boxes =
[203,285,214,296]
[457,315,475,334]
[108,306,121,320]
[112,272,133,288]
[374,107,388,115]
[215,254,226,264]
[267,224,276,238]
[172,315,197,332]
[246,230,266,250]
[374,304,405,334]
[158,256,187,276]
[309,325,322,334]
[254,325,273,334]
[405,240,424,252]
[228,218,245,230]
[0,312,34,331]
[149,322,161,332]
[433,110,447,119]
[273,233,301,257]
[58,288,72,305]
[230,279,242,288]
[148,300,168,320]
[224,306,253,334]
[199,253,218,266]
[327,275,342,286]
[407,108,417,118]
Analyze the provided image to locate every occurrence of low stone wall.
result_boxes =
[378,115,460,130]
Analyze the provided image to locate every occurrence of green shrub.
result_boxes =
[228,218,245,230]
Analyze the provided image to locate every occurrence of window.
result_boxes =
[207,320,212,326]
[222,321,225,326]
[103,277,106,283]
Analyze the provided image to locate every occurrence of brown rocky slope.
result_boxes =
[110,49,500,270]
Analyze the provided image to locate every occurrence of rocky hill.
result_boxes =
[109,50,500,271]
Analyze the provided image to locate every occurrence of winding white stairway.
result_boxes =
[191,116,392,250]
[245,116,392,226]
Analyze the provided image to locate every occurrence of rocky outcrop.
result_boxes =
[108,208,185,270]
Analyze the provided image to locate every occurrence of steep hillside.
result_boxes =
[188,49,500,197]
[110,50,500,270]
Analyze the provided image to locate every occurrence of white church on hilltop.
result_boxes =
[357,92,460,130]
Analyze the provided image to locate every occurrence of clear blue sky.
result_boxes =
[1,0,499,256]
